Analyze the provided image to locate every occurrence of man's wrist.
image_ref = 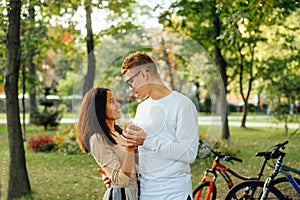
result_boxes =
[126,146,136,153]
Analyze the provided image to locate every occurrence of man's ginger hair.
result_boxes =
[121,52,156,74]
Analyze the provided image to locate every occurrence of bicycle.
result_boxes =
[260,140,300,199]
[225,140,300,200]
[193,140,273,200]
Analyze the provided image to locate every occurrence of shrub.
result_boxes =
[27,134,56,152]
[53,124,81,155]
[27,124,82,154]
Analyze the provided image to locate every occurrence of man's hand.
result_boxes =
[102,174,111,188]
[122,124,147,146]
[98,168,111,188]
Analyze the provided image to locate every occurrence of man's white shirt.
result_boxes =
[133,91,199,200]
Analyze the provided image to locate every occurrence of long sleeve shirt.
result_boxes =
[90,133,136,187]
[133,91,199,200]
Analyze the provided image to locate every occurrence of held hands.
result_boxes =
[122,124,147,147]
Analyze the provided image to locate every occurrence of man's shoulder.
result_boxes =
[172,91,197,113]
[172,91,192,103]
[136,97,151,108]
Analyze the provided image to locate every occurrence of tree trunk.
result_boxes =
[241,103,248,128]
[238,43,254,128]
[161,37,175,90]
[212,0,230,139]
[28,3,38,123]
[5,0,31,198]
[82,3,96,96]
[284,117,288,136]
[22,58,26,140]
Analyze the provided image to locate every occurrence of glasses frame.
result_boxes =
[125,70,142,88]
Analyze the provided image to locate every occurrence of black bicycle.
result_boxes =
[225,141,300,200]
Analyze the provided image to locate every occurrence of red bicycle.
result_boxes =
[193,140,271,200]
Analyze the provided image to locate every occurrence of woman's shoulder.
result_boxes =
[90,133,110,147]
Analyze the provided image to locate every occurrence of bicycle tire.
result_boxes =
[224,180,285,200]
[193,181,217,200]
[272,177,300,199]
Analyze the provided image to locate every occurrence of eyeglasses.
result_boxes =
[125,70,142,88]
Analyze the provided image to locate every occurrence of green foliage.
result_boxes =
[0,5,9,90]
[53,124,81,155]
[159,0,300,131]
[200,95,212,113]
[127,101,139,118]
[57,72,78,96]
[271,103,290,119]
[33,101,67,129]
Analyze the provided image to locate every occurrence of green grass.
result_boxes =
[0,124,299,199]
[193,125,300,199]
[0,124,106,200]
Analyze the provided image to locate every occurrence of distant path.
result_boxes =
[0,116,299,129]
[198,116,299,129]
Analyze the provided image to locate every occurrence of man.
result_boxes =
[121,52,199,200]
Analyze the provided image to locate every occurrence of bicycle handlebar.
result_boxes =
[225,155,243,163]
[199,140,243,163]
[255,140,288,159]
[275,140,288,148]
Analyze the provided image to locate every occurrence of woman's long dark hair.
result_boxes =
[94,88,122,145]
[77,88,122,153]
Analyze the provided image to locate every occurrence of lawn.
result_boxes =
[0,124,299,199]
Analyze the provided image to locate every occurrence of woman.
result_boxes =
[77,88,139,200]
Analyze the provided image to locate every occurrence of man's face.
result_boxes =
[124,68,149,99]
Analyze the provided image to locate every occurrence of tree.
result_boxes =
[82,0,136,96]
[264,56,300,135]
[82,0,96,96]
[260,13,300,135]
[25,0,39,124]
[5,0,31,198]
[159,0,230,139]
[222,0,299,128]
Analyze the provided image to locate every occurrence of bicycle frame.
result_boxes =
[195,161,259,200]
[276,161,300,195]
[200,161,259,190]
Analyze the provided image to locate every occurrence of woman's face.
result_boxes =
[105,91,122,120]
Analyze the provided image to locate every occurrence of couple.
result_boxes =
[77,52,199,200]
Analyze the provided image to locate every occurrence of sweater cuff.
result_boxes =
[111,169,130,187]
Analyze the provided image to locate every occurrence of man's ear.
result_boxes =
[142,69,149,80]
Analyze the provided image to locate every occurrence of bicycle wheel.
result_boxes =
[193,181,217,200]
[272,177,300,199]
[224,180,285,200]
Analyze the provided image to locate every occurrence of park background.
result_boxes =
[1,0,300,199]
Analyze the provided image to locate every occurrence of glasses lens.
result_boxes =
[126,70,140,88]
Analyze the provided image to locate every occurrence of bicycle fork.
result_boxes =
[261,177,273,200]
[261,160,282,200]
[195,176,215,200]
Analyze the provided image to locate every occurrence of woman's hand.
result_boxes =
[122,124,147,146]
